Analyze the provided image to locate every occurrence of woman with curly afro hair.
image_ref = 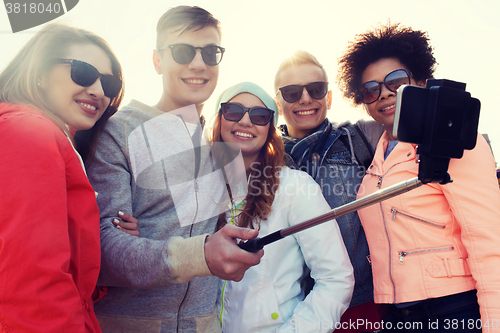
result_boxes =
[337,22,500,332]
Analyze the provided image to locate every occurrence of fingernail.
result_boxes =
[118,211,124,216]
[112,218,119,225]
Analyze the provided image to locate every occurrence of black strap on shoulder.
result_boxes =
[339,123,375,171]
[355,124,376,156]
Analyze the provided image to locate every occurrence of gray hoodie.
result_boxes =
[87,100,224,333]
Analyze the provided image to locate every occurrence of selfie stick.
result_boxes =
[238,79,480,253]
[238,177,422,252]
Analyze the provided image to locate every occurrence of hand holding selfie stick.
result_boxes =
[239,79,480,253]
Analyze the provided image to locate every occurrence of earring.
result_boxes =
[37,82,41,86]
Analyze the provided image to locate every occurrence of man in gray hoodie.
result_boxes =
[87,6,263,333]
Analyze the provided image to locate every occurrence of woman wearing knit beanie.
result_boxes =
[212,82,354,333]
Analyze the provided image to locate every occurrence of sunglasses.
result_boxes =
[159,43,225,66]
[220,102,274,126]
[54,59,122,98]
[359,69,412,104]
[277,81,328,103]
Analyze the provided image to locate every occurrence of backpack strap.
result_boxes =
[339,123,375,171]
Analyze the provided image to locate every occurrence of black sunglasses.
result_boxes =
[159,43,225,66]
[359,69,412,104]
[277,81,328,103]
[54,59,122,98]
[220,102,274,126]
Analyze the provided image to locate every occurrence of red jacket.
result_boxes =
[0,104,102,332]
[358,132,500,331]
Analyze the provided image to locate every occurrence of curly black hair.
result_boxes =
[337,22,437,105]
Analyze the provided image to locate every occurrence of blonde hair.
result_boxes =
[274,50,328,92]
[0,23,124,162]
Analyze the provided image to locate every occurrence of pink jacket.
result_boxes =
[358,132,500,330]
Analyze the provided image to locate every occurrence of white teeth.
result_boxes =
[296,110,315,116]
[184,79,206,84]
[234,131,253,138]
[381,105,395,112]
[80,102,96,110]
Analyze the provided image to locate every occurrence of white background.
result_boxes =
[1,0,499,164]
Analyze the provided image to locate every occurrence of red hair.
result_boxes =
[211,111,285,229]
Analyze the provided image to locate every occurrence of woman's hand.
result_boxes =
[112,211,139,237]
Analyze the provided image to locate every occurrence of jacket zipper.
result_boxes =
[367,159,409,189]
[398,246,454,264]
[370,154,418,303]
[391,208,446,228]
[367,165,395,188]
[176,221,195,332]
[219,203,241,328]
[366,172,383,188]
[219,280,227,327]
[372,163,418,303]
[177,121,200,333]
[379,202,397,304]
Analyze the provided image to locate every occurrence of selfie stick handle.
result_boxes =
[238,177,422,252]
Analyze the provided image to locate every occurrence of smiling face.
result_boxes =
[361,57,424,139]
[153,26,220,112]
[220,93,270,167]
[275,63,331,139]
[39,43,112,131]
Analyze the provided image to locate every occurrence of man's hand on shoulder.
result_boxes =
[204,224,263,282]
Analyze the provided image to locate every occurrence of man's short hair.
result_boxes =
[156,6,221,50]
[274,50,328,92]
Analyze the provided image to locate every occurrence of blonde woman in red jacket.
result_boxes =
[337,23,500,332]
[0,23,124,332]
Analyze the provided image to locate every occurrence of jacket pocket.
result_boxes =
[398,246,454,264]
[391,207,446,228]
[425,257,472,278]
[255,283,285,330]
[325,148,352,165]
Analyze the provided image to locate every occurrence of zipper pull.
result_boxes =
[366,172,383,188]
[391,208,397,220]
[399,252,406,264]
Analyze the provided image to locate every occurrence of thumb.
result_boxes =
[224,224,259,240]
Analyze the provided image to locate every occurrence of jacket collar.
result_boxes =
[371,131,418,174]
[280,119,341,166]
